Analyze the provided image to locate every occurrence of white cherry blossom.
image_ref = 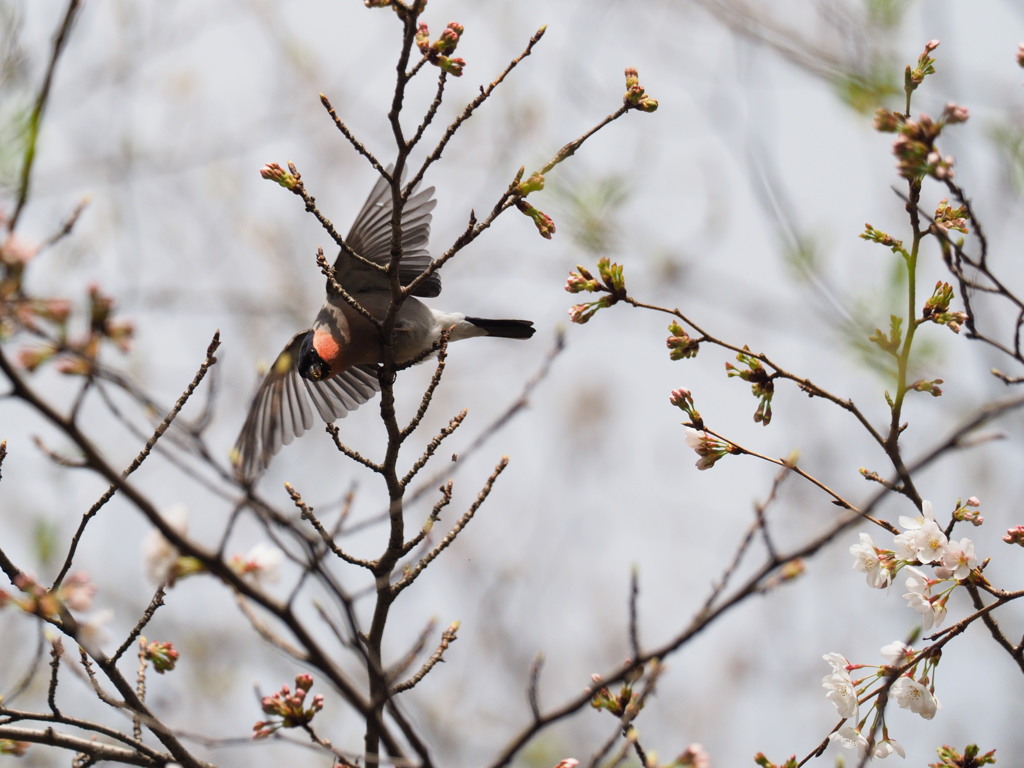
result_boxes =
[231,542,285,586]
[897,499,935,531]
[822,653,859,720]
[890,676,940,719]
[903,567,946,629]
[914,519,949,564]
[941,537,976,580]
[879,640,914,666]
[873,738,905,758]
[850,532,890,588]
[829,725,868,754]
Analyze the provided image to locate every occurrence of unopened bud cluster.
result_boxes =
[511,168,556,239]
[877,109,966,181]
[933,745,996,767]
[259,162,301,191]
[874,41,969,182]
[933,198,969,234]
[909,378,944,397]
[253,673,324,739]
[140,638,180,674]
[952,496,983,526]
[623,67,658,112]
[416,21,467,77]
[515,199,556,240]
[17,284,133,376]
[860,224,906,257]
[923,281,968,334]
[589,662,645,718]
[565,258,626,324]
[1,218,79,357]
[1003,525,1024,546]
[669,387,703,429]
[666,321,700,360]
[0,572,95,619]
[725,348,775,425]
[904,39,940,95]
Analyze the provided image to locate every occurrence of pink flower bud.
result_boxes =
[941,102,969,124]
[259,162,299,190]
[1003,525,1024,546]
[669,388,692,408]
[415,23,430,53]
[438,56,465,77]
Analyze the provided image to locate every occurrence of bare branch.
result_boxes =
[287,482,374,570]
[393,457,508,595]
[8,0,84,233]
[49,332,222,590]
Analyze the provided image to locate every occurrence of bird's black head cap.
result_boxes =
[298,331,329,381]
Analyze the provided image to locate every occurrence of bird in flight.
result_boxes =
[232,170,535,481]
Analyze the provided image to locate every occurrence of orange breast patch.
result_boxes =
[313,329,341,365]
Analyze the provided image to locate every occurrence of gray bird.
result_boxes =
[232,171,535,480]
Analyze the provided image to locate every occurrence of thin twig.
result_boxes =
[392,457,508,595]
[627,569,641,662]
[8,0,83,233]
[406,70,448,154]
[389,622,458,695]
[112,588,166,663]
[319,93,384,176]
[2,627,46,705]
[399,332,450,441]
[325,423,382,473]
[401,410,466,488]
[286,482,374,570]
[527,655,544,722]
[409,26,547,195]
[50,333,222,590]
[399,481,453,558]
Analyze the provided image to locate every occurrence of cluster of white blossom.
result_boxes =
[822,499,981,759]
[822,639,940,759]
[849,500,979,629]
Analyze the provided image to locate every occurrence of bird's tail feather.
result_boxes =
[464,317,535,339]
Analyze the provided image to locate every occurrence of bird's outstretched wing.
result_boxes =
[232,332,380,481]
[331,169,440,298]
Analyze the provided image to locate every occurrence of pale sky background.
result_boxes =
[3,1,1024,766]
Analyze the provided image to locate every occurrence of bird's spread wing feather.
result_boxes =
[331,168,440,298]
[232,333,380,481]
